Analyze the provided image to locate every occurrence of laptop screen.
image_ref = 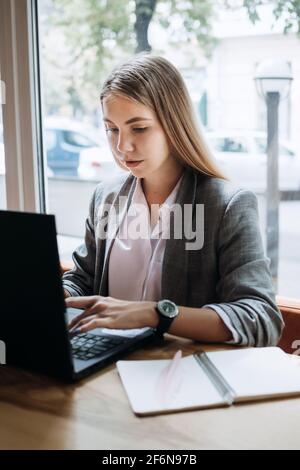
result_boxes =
[0,210,73,378]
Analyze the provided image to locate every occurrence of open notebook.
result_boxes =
[116,347,300,416]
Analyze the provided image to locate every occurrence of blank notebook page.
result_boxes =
[207,347,300,400]
[117,355,225,414]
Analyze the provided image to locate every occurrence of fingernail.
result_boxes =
[70,327,81,336]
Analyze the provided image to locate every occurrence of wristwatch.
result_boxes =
[155,299,179,335]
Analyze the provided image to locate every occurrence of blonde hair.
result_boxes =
[100,54,227,180]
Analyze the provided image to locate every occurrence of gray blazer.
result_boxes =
[62,166,284,347]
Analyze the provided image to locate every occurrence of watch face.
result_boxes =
[159,300,178,318]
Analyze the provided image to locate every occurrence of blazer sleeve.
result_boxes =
[62,185,101,297]
[203,189,284,347]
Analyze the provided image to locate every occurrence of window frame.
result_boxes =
[0,0,46,212]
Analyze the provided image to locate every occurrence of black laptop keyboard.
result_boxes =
[71,333,127,361]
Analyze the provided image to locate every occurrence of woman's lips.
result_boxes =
[125,160,144,168]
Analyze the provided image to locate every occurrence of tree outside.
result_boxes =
[39,0,300,124]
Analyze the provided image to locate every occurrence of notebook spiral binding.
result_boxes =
[193,349,236,405]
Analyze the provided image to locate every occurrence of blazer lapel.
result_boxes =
[161,167,197,306]
[99,175,136,296]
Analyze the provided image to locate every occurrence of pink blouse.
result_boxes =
[108,176,183,301]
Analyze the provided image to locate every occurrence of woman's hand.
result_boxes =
[65,295,158,333]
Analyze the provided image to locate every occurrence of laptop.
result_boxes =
[0,210,161,381]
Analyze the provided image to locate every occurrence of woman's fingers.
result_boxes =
[79,317,112,333]
[70,314,97,332]
[66,295,130,333]
[69,308,90,328]
[65,296,98,310]
[68,305,106,331]
[69,310,90,329]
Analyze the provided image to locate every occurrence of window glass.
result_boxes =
[39,0,300,297]
[255,137,295,156]
[223,138,248,153]
[207,137,227,152]
[45,129,57,152]
[62,131,97,148]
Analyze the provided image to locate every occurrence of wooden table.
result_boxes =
[0,335,300,450]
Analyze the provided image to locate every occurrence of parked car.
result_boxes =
[205,130,300,192]
[45,116,102,177]
[78,145,125,181]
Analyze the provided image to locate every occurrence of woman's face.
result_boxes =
[102,93,173,177]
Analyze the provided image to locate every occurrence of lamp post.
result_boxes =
[254,60,293,291]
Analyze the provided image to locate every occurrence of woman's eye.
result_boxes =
[105,128,118,133]
[105,127,147,134]
[132,127,147,133]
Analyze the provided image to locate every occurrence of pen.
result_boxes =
[164,349,182,385]
[156,349,183,405]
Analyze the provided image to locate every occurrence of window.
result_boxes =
[223,138,248,153]
[207,138,227,152]
[207,136,248,153]
[62,131,96,149]
[45,129,57,152]
[255,137,295,157]
[13,0,298,298]
[35,0,300,296]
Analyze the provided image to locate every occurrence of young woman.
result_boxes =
[63,55,283,346]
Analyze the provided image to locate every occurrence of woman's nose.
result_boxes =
[117,132,135,153]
